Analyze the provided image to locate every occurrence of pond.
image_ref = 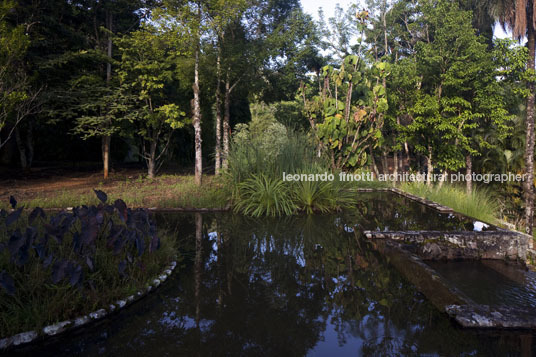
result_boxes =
[7,193,534,356]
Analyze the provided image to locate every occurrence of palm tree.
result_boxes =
[490,0,536,234]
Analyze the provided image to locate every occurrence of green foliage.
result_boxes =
[292,167,357,214]
[233,174,296,217]
[301,10,389,170]
[0,0,32,142]
[226,121,358,216]
[404,1,513,171]
[115,25,191,175]
[400,182,498,224]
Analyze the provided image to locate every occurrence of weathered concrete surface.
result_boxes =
[372,240,536,329]
[365,230,531,262]
[371,240,469,310]
[446,304,536,329]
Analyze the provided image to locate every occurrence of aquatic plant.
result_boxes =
[0,190,176,337]
[233,175,296,217]
[227,130,360,216]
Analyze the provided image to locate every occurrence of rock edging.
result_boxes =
[0,259,178,351]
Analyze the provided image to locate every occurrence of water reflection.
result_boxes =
[355,192,496,231]
[12,209,534,356]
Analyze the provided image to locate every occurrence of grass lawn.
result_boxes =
[0,173,228,210]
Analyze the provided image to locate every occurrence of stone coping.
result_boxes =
[364,230,530,262]
[0,259,178,351]
[445,304,536,329]
[357,187,454,212]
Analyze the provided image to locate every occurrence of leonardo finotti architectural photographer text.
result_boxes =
[282,172,529,184]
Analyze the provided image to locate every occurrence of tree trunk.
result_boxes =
[466,154,472,194]
[214,44,222,175]
[404,141,410,169]
[369,146,380,179]
[381,151,388,175]
[426,146,433,186]
[193,46,202,185]
[14,127,27,169]
[147,140,157,179]
[524,24,536,235]
[101,136,110,179]
[222,72,231,170]
[102,10,113,180]
[393,151,398,182]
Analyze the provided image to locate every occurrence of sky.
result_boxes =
[299,0,513,40]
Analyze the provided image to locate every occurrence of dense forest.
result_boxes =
[1,0,535,230]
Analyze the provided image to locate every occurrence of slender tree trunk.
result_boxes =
[14,127,27,169]
[147,140,157,179]
[393,151,398,182]
[466,154,472,194]
[524,25,536,234]
[382,0,388,60]
[404,141,410,169]
[426,145,433,186]
[102,10,112,180]
[101,136,110,178]
[222,71,231,170]
[369,146,380,179]
[193,47,202,185]
[214,43,222,175]
[381,151,388,175]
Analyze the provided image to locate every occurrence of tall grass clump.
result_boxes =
[292,164,358,214]
[399,182,498,224]
[233,174,296,216]
[225,117,357,216]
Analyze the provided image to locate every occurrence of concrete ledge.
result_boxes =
[446,304,536,329]
[372,240,536,329]
[364,230,530,261]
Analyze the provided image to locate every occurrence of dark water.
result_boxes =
[427,260,536,310]
[8,193,534,356]
[355,192,497,232]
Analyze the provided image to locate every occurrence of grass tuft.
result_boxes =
[399,182,499,224]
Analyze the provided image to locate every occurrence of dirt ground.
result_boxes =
[0,164,186,203]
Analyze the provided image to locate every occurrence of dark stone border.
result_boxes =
[0,258,178,351]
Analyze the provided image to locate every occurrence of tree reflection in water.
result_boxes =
[12,205,534,357]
